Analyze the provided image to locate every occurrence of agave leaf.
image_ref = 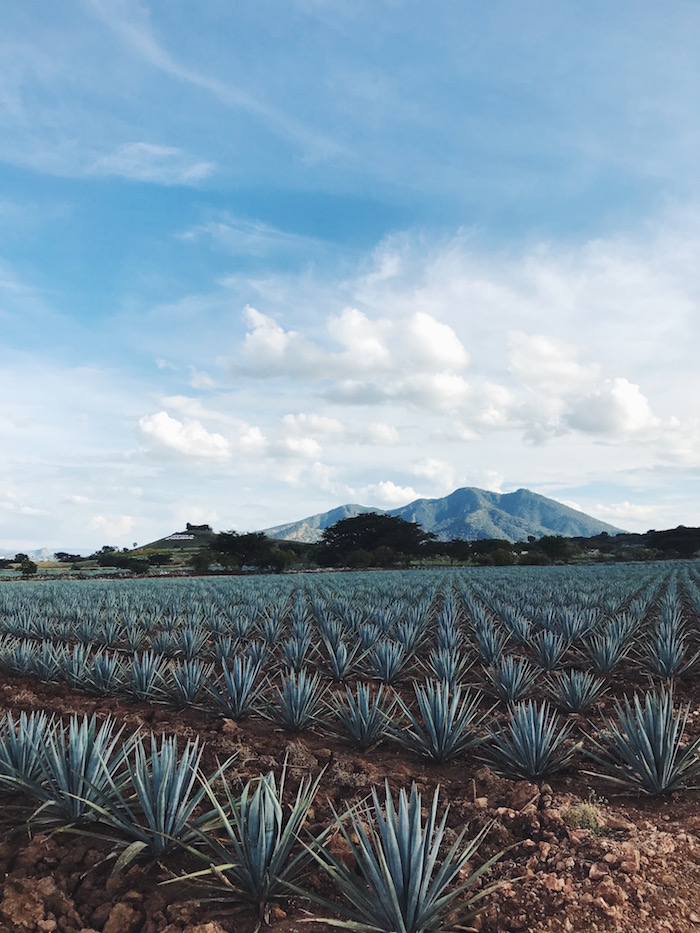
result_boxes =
[390,681,491,763]
[583,688,700,794]
[293,782,502,933]
[482,700,579,781]
[175,757,325,916]
[112,840,149,876]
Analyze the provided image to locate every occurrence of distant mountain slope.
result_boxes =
[0,547,59,561]
[263,487,623,543]
[263,504,379,543]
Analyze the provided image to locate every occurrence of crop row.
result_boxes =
[1,691,699,932]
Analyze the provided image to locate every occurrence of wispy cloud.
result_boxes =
[3,3,700,546]
[90,142,215,184]
[84,0,342,162]
[179,215,331,258]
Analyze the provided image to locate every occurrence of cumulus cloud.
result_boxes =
[566,378,661,437]
[237,426,266,455]
[232,305,470,411]
[412,458,457,492]
[139,411,231,459]
[327,373,470,411]
[507,332,663,443]
[88,514,135,538]
[237,307,323,377]
[362,422,400,445]
[470,383,516,429]
[277,436,323,459]
[509,333,599,396]
[357,480,420,506]
[401,312,470,369]
[282,413,344,437]
[328,307,392,370]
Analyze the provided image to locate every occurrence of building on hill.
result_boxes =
[186,523,213,532]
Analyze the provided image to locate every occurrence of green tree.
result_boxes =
[20,559,38,576]
[210,531,298,572]
[537,535,577,562]
[55,552,82,563]
[320,513,434,566]
[191,548,213,574]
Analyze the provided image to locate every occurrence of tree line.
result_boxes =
[6,515,699,579]
[184,514,700,574]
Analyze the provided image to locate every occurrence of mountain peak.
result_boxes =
[263,486,622,543]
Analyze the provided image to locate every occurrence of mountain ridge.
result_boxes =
[263,486,623,543]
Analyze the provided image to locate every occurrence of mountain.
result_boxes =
[0,547,63,561]
[263,487,623,543]
[262,504,378,543]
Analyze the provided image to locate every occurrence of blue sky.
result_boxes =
[3,1,700,551]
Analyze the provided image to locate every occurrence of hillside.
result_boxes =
[264,486,622,543]
[262,504,378,543]
[137,523,216,552]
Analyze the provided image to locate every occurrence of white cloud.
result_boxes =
[277,436,323,459]
[593,501,656,520]
[85,0,341,161]
[282,413,344,437]
[5,201,700,548]
[400,373,470,411]
[189,369,216,389]
[328,308,390,368]
[239,425,267,455]
[139,411,231,459]
[560,499,584,512]
[357,480,420,506]
[401,312,469,369]
[0,500,46,516]
[566,378,660,437]
[90,143,215,185]
[327,372,470,411]
[88,514,135,539]
[179,216,327,258]
[412,458,456,492]
[237,307,323,377]
[483,471,504,493]
[508,333,599,396]
[469,383,516,429]
[233,306,471,411]
[362,422,400,445]
[507,333,664,443]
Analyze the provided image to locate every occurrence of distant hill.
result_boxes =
[137,523,216,552]
[262,504,379,543]
[0,547,63,562]
[263,487,623,543]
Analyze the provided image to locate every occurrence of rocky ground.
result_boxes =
[2,671,700,933]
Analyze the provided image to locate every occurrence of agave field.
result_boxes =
[1,563,700,933]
